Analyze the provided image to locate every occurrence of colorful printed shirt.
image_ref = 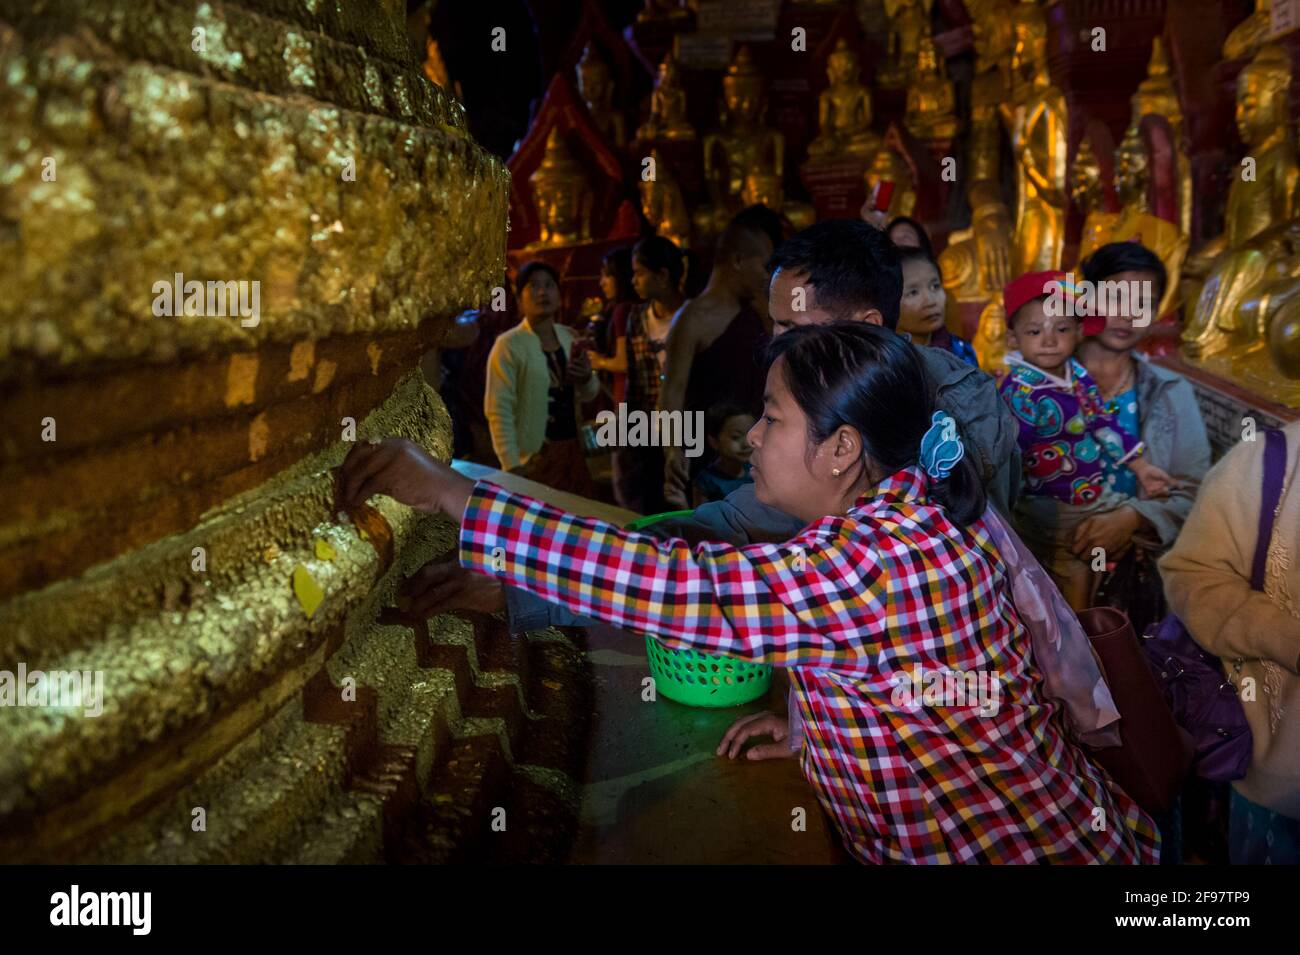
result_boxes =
[459,470,1161,864]
[999,353,1145,506]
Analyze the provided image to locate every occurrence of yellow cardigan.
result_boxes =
[1161,420,1300,818]
[484,318,600,471]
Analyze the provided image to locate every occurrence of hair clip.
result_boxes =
[919,411,964,480]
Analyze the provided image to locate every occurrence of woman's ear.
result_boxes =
[830,426,864,474]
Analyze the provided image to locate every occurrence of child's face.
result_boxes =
[898,259,946,339]
[1008,299,1079,375]
[709,414,756,464]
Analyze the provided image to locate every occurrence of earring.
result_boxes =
[832,467,841,477]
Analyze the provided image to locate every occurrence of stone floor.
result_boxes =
[569,625,843,865]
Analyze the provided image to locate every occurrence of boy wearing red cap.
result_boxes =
[999,271,1172,608]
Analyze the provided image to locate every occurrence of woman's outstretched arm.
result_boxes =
[459,480,882,672]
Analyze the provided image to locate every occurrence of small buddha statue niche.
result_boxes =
[1001,1,1068,274]
[877,0,929,89]
[1109,123,1190,319]
[1072,131,1120,260]
[1182,43,1299,359]
[697,46,785,237]
[640,148,691,249]
[806,39,880,160]
[527,128,593,249]
[576,43,625,148]
[862,144,917,220]
[636,53,695,142]
[1130,38,1191,237]
[905,38,959,143]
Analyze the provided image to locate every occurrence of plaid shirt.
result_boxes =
[623,303,664,413]
[460,469,1160,864]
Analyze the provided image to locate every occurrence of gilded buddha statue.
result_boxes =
[862,144,917,220]
[807,39,880,159]
[1224,0,1272,61]
[1001,1,1068,275]
[528,128,592,249]
[637,0,690,22]
[938,0,1014,305]
[1182,43,1299,359]
[576,43,625,148]
[905,38,959,142]
[1073,132,1121,260]
[1110,125,1190,318]
[697,46,784,236]
[877,0,929,89]
[636,52,695,142]
[640,148,691,249]
[1131,38,1192,238]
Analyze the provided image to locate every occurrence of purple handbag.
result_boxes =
[1141,428,1288,782]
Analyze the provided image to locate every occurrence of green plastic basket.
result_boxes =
[627,511,773,707]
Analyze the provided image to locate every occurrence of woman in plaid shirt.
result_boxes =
[339,322,1160,864]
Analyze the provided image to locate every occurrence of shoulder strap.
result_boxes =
[1250,428,1289,592]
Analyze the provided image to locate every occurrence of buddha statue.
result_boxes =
[863,144,917,220]
[905,38,959,142]
[1001,2,1068,275]
[877,0,929,89]
[527,128,592,249]
[972,300,1009,377]
[1182,44,1299,359]
[807,39,880,159]
[576,43,625,148]
[639,148,691,250]
[1224,0,1272,61]
[1131,38,1192,237]
[1073,132,1121,261]
[637,0,689,22]
[742,171,816,231]
[938,0,1015,305]
[636,53,695,142]
[1109,124,1190,318]
[698,46,784,229]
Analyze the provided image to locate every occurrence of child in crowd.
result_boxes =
[1000,270,1173,608]
[339,322,1160,864]
[693,400,755,505]
[897,248,978,367]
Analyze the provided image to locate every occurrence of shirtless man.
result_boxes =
[660,205,785,506]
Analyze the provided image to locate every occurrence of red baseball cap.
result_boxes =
[1002,270,1106,336]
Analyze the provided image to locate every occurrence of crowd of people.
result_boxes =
[385,210,1298,864]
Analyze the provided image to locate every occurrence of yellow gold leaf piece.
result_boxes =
[314,538,336,561]
[293,564,325,619]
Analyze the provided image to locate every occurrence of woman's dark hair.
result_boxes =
[765,322,986,526]
[514,260,560,297]
[896,245,942,276]
[767,219,903,330]
[886,215,935,259]
[601,246,635,302]
[633,234,685,287]
[1080,240,1168,313]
